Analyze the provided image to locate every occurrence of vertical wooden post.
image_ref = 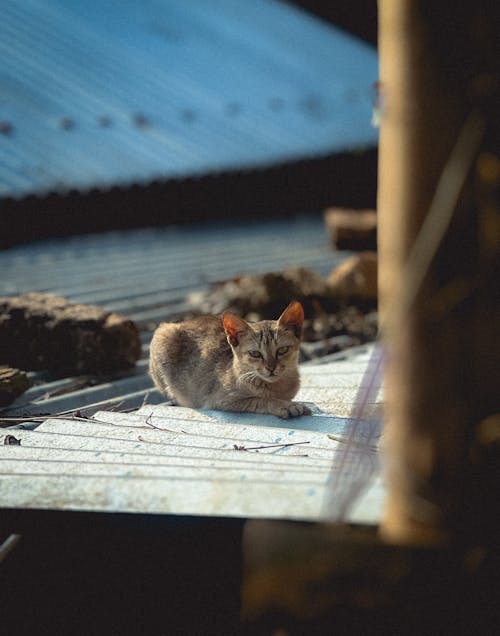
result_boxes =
[241,6,500,629]
[378,1,500,544]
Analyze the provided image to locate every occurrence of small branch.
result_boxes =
[145,412,159,428]
[0,534,22,564]
[1,415,48,424]
[327,433,378,451]
[138,434,166,444]
[143,412,178,433]
[108,400,126,412]
[0,410,175,431]
[233,440,310,452]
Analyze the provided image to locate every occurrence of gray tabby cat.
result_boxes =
[149,301,311,418]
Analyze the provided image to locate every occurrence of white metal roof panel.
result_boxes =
[0,345,384,523]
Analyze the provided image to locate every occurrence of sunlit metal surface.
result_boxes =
[1,214,342,416]
[0,0,377,198]
[0,215,384,521]
[1,346,383,523]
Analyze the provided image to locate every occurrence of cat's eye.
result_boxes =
[276,346,290,356]
[248,350,263,358]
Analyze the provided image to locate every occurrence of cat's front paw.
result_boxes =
[277,401,312,419]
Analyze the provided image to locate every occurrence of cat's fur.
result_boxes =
[149,301,311,418]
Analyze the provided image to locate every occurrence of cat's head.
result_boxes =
[222,301,304,383]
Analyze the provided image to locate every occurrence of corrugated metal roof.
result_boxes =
[0,215,383,522]
[0,215,343,416]
[0,0,377,198]
[1,346,383,523]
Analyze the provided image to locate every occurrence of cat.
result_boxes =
[149,301,311,419]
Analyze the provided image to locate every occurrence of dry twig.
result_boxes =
[233,440,310,452]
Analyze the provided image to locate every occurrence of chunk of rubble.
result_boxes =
[0,366,29,406]
[324,207,377,251]
[328,252,378,303]
[189,267,339,319]
[188,265,378,352]
[0,292,141,375]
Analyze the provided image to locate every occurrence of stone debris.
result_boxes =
[0,366,29,406]
[324,207,377,251]
[0,292,141,376]
[188,263,378,353]
[328,252,378,302]
[190,267,339,319]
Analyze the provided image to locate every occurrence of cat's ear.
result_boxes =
[223,313,249,346]
[278,301,304,338]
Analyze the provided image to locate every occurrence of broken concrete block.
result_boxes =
[0,292,141,375]
[328,252,378,303]
[0,366,29,406]
[190,267,339,318]
[324,208,377,251]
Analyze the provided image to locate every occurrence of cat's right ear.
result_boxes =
[223,313,249,346]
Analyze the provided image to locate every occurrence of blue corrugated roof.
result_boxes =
[0,0,377,198]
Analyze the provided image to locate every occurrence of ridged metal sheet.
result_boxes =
[1,214,346,417]
[0,0,377,198]
[0,216,384,523]
[0,346,383,523]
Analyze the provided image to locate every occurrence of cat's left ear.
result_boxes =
[278,301,304,338]
[223,313,249,346]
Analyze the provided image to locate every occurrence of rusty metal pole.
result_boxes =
[378,0,500,545]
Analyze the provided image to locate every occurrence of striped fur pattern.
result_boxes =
[149,301,311,419]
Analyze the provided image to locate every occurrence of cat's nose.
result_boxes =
[265,361,276,373]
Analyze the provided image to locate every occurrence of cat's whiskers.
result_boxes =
[237,370,277,388]
[237,370,260,386]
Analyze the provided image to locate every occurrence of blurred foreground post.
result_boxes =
[242,2,500,631]
[378,0,500,545]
